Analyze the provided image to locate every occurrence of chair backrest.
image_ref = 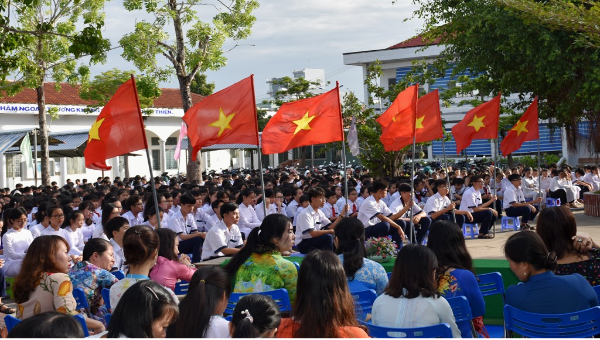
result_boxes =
[112,270,125,280]
[4,315,21,333]
[593,285,600,304]
[224,289,292,319]
[174,280,189,295]
[387,272,392,280]
[476,272,505,298]
[358,320,453,338]
[102,288,111,311]
[73,314,90,337]
[105,313,112,326]
[446,296,475,338]
[72,287,91,318]
[293,262,300,271]
[351,289,377,320]
[504,305,600,338]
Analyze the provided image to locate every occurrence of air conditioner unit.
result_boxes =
[21,159,55,179]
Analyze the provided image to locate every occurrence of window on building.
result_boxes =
[165,150,178,170]
[151,150,160,170]
[166,137,177,146]
[388,78,396,89]
[7,154,22,178]
[67,157,86,174]
[151,137,160,146]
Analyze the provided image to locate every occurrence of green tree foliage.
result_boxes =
[410,0,600,155]
[269,76,325,106]
[118,0,258,182]
[190,73,215,97]
[0,0,110,185]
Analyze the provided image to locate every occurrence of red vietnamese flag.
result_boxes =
[84,78,146,171]
[183,76,259,161]
[261,85,343,155]
[500,97,539,156]
[382,90,444,151]
[376,84,418,142]
[451,93,501,154]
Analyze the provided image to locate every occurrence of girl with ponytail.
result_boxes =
[504,231,598,314]
[230,294,281,338]
[223,214,297,303]
[334,218,388,295]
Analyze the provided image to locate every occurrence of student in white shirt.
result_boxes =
[192,190,209,232]
[236,189,261,238]
[285,188,303,221]
[583,166,600,191]
[123,195,144,227]
[41,206,80,261]
[167,193,206,263]
[295,188,348,254]
[78,201,97,242]
[459,176,498,239]
[201,202,243,261]
[104,216,130,272]
[357,181,406,248]
[140,205,164,230]
[205,200,224,231]
[29,202,51,239]
[356,186,370,206]
[503,174,542,230]
[449,178,465,205]
[336,187,360,218]
[388,184,432,245]
[64,211,86,256]
[2,207,33,277]
[321,190,340,222]
[522,167,541,201]
[292,196,310,228]
[424,180,473,226]
[93,203,120,240]
[255,189,287,221]
[548,169,578,207]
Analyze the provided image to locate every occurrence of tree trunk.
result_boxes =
[177,75,202,183]
[124,156,130,179]
[36,83,50,186]
[507,154,515,169]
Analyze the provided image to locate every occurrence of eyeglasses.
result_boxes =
[15,219,27,224]
[52,214,65,218]
[275,196,284,199]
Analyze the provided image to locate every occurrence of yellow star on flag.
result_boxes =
[88,118,105,142]
[467,115,486,132]
[292,111,315,135]
[416,115,425,129]
[511,120,529,136]
[209,108,236,137]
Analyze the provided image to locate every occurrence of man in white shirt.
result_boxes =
[424,179,473,226]
[583,166,600,191]
[168,193,205,263]
[388,184,432,245]
[285,188,303,220]
[237,189,262,237]
[104,216,129,272]
[202,202,243,261]
[459,176,498,239]
[503,174,542,230]
[295,188,348,254]
[336,187,360,218]
[122,195,144,227]
[321,190,340,222]
[357,181,406,248]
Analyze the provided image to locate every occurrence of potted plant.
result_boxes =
[365,236,398,263]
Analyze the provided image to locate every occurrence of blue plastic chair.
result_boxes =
[500,216,520,231]
[358,320,453,338]
[387,272,392,280]
[105,313,112,325]
[504,305,600,338]
[174,280,189,295]
[546,197,561,207]
[462,223,479,239]
[351,289,377,320]
[112,270,125,280]
[446,296,475,338]
[72,287,91,318]
[476,272,506,338]
[293,262,300,271]
[594,285,600,304]
[102,288,112,311]
[224,288,292,320]
[73,314,89,337]
[4,315,21,333]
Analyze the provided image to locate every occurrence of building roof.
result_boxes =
[387,35,441,50]
[0,82,205,109]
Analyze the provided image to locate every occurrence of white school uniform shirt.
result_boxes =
[295,205,331,245]
[336,197,359,217]
[64,227,85,256]
[321,202,339,219]
[122,211,144,227]
[450,185,465,200]
[92,207,102,225]
[201,203,215,217]
[167,210,198,242]
[92,223,109,241]
[388,197,422,218]
[41,226,69,240]
[255,201,285,221]
[29,223,46,239]
[2,228,33,276]
[540,177,551,191]
[423,192,452,216]
[459,187,482,213]
[81,222,94,242]
[237,203,261,236]
[205,214,220,231]
[194,208,209,232]
[110,238,125,271]
[285,200,299,218]
[501,178,512,192]
[357,196,392,227]
[583,172,600,190]
[201,220,243,261]
[382,192,394,206]
[503,185,526,210]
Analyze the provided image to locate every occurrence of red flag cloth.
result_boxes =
[500,97,539,156]
[381,90,444,152]
[183,76,258,161]
[451,93,501,154]
[261,86,343,155]
[376,85,418,141]
[84,79,146,171]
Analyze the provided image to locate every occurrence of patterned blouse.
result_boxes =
[555,248,600,286]
[68,261,118,324]
[233,251,297,304]
[17,272,78,320]
[338,254,388,296]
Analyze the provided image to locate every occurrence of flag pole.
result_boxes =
[335,82,350,216]
[442,134,456,223]
[130,74,161,229]
[493,138,500,238]
[537,137,542,202]
[409,135,416,244]
[33,129,38,187]
[249,75,268,218]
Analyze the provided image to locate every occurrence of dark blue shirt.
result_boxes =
[506,271,598,314]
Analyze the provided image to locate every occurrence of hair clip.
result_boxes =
[257,229,262,236]
[241,309,253,323]
[199,279,205,283]
[145,286,158,300]
[134,229,142,235]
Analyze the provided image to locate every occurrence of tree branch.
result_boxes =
[0,26,75,39]
[157,40,177,57]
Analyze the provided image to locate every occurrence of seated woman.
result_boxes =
[334,218,388,295]
[107,280,179,338]
[371,244,461,338]
[276,250,368,338]
[2,207,33,277]
[167,267,231,338]
[92,203,121,241]
[230,294,281,338]
[12,235,105,333]
[536,206,600,286]
[224,214,297,303]
[504,231,598,314]
[427,220,486,337]
[150,228,196,292]
[68,238,118,324]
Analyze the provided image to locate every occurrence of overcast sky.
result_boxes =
[92,0,424,103]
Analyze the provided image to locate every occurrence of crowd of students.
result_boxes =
[0,161,597,337]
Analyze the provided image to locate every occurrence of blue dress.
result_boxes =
[505,271,598,314]
[338,254,388,295]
